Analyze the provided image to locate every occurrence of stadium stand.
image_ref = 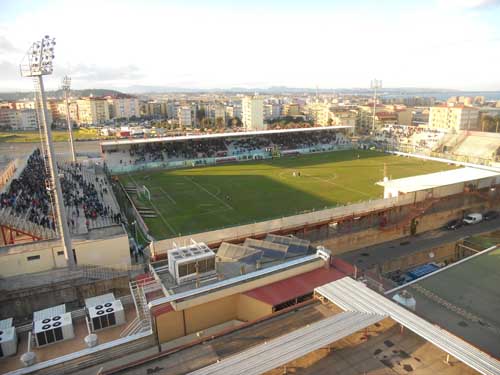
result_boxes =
[101,127,351,173]
[0,149,121,242]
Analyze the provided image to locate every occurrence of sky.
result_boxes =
[1,0,500,92]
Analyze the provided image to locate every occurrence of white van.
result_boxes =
[463,213,483,225]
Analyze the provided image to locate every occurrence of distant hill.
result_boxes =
[0,89,125,101]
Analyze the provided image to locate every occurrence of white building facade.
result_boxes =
[242,96,265,131]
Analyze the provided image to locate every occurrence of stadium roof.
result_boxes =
[100,126,352,147]
[316,277,500,375]
[377,167,499,193]
[187,311,384,375]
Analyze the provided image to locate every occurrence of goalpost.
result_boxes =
[139,185,151,201]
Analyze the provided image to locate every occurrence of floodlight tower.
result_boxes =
[370,79,382,132]
[62,76,77,162]
[20,36,75,267]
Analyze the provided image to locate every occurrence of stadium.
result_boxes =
[3,125,500,375]
[101,126,457,239]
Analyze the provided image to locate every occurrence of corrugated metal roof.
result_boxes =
[217,243,262,262]
[244,267,345,306]
[188,311,384,375]
[315,277,500,375]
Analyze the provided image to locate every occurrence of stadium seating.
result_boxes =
[103,130,351,172]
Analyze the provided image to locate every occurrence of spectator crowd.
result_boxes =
[0,149,120,232]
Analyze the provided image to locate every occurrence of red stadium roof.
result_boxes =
[244,267,345,306]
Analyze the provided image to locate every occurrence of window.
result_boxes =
[57,251,64,256]
[27,255,40,261]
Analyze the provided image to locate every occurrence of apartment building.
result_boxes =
[107,96,140,119]
[76,97,110,125]
[0,108,38,130]
[177,106,192,127]
[429,105,479,131]
[242,95,265,131]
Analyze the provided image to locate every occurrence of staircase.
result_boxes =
[120,276,161,337]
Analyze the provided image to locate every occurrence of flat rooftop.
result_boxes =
[377,167,498,193]
[1,304,137,373]
[388,246,500,360]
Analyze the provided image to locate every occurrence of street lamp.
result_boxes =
[370,79,382,132]
[62,75,77,162]
[20,35,75,267]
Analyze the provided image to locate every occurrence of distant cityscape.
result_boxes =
[1,88,500,135]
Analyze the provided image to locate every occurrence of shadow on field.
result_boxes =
[139,172,357,240]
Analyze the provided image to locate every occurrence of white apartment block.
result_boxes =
[242,96,264,131]
[0,108,38,130]
[177,106,192,127]
[429,105,479,132]
[77,97,110,125]
[108,97,140,119]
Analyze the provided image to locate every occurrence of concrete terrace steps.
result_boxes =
[0,206,57,241]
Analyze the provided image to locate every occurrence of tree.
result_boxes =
[231,117,242,128]
[215,116,225,130]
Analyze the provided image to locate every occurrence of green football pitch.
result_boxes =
[118,150,456,239]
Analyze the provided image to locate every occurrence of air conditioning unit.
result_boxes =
[33,312,74,347]
[0,318,17,357]
[88,300,126,332]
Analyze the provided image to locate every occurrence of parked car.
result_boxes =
[444,219,463,230]
[483,211,499,221]
[463,213,483,225]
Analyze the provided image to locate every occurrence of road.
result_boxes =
[0,140,101,161]
[339,218,500,270]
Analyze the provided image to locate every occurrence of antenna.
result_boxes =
[370,79,382,132]
[62,76,77,162]
[20,36,75,268]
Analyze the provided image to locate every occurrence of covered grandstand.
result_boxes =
[100,126,353,173]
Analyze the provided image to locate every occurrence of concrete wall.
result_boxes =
[156,293,273,344]
[156,309,185,343]
[237,294,273,322]
[184,294,239,334]
[0,233,130,277]
[0,275,130,321]
[381,242,456,274]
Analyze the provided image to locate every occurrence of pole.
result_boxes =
[36,75,75,267]
[64,86,77,162]
[372,85,377,133]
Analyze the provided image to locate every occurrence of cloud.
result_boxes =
[66,64,144,82]
[0,35,21,53]
[438,0,500,8]
[0,61,19,79]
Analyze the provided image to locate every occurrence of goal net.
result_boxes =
[139,185,151,201]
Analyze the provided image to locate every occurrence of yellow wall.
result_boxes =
[155,293,274,343]
[237,294,273,322]
[156,309,185,343]
[184,294,238,334]
[0,233,130,277]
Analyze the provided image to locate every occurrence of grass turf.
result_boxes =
[0,128,103,143]
[118,149,456,239]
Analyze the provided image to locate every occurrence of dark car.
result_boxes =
[484,211,499,221]
[444,219,463,230]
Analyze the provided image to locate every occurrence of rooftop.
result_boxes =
[377,167,498,193]
[387,246,500,359]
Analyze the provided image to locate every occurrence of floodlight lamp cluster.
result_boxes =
[21,35,56,77]
[62,75,71,91]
